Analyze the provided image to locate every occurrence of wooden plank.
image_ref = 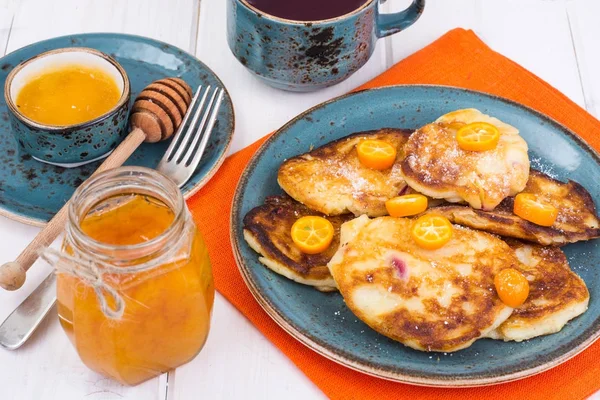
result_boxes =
[170,296,325,400]
[6,0,197,53]
[0,2,16,56]
[566,0,600,118]
[0,1,198,399]
[389,0,585,107]
[194,0,391,154]
[0,312,161,399]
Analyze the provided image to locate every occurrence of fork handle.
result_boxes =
[0,127,147,291]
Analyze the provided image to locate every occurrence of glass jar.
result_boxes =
[50,167,214,386]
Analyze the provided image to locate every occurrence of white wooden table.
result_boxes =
[0,0,599,398]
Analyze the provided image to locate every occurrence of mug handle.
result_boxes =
[376,0,425,38]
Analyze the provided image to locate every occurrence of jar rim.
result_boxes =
[66,166,187,266]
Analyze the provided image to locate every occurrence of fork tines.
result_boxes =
[158,85,225,187]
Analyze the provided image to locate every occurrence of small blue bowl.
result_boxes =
[4,47,131,167]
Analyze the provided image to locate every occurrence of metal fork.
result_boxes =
[158,85,225,186]
[0,85,225,350]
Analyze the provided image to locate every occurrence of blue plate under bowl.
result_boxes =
[231,85,600,386]
[0,33,234,226]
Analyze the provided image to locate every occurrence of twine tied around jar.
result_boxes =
[40,248,125,320]
[39,218,195,321]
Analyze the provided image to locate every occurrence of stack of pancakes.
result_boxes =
[243,109,595,352]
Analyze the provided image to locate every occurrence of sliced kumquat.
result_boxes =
[513,193,558,227]
[456,122,500,152]
[494,268,530,308]
[385,194,428,217]
[356,140,397,170]
[291,216,334,255]
[411,214,453,250]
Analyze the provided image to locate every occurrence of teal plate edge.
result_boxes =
[0,33,234,226]
[230,85,600,387]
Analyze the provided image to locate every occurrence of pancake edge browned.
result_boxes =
[243,229,337,292]
[431,170,600,246]
[277,128,414,216]
[433,205,600,246]
[399,123,487,206]
[488,241,590,341]
[242,196,352,291]
[401,157,458,199]
[281,128,414,160]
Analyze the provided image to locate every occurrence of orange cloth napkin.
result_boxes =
[187,28,600,400]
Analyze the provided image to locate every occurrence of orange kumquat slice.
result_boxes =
[513,193,558,227]
[411,214,453,250]
[356,140,397,170]
[385,194,428,218]
[456,122,500,152]
[291,216,334,254]
[494,268,530,308]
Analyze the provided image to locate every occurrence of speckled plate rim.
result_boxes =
[0,32,235,227]
[230,84,600,387]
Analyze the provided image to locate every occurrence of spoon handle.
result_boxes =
[0,272,56,350]
[0,127,147,291]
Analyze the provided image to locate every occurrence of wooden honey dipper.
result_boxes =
[0,78,194,291]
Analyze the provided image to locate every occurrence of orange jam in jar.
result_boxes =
[53,167,214,386]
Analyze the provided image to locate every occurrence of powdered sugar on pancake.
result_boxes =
[401,109,530,210]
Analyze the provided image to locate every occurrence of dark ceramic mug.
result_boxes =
[227,0,425,92]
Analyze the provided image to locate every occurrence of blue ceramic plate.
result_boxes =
[0,33,234,226]
[231,85,600,387]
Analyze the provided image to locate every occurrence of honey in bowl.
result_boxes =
[15,64,121,126]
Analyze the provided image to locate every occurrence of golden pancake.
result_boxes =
[244,198,589,345]
[278,129,412,217]
[328,215,514,352]
[401,109,530,210]
[488,240,589,341]
[432,169,600,245]
[243,196,352,292]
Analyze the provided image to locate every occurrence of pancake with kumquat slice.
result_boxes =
[432,169,600,246]
[327,214,516,352]
[401,109,530,211]
[278,129,412,217]
[488,240,589,342]
[243,196,353,292]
